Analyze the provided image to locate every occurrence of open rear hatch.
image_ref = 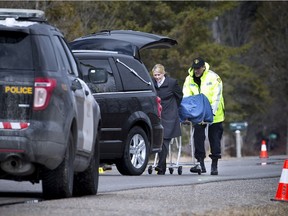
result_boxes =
[70,30,177,60]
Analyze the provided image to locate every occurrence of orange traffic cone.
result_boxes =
[271,160,288,202]
[259,140,268,158]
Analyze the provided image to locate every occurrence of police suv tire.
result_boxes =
[42,132,75,199]
[73,135,100,196]
[116,126,149,175]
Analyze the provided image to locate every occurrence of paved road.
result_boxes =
[98,155,284,192]
[0,155,287,215]
[0,155,284,195]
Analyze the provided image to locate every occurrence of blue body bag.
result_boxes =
[179,94,213,125]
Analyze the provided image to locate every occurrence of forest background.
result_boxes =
[1,1,287,156]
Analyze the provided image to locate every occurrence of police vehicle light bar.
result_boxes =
[0,8,45,19]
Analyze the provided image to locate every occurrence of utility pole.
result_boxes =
[35,1,39,10]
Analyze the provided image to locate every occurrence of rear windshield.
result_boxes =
[0,31,33,70]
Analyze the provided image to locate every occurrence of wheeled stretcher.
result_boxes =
[147,94,213,175]
[147,121,202,175]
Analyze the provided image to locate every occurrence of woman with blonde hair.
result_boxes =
[152,64,183,175]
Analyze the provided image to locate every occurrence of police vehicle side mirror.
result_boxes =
[71,79,82,91]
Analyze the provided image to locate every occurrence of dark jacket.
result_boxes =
[154,76,183,139]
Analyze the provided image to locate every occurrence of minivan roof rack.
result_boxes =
[0,8,46,22]
[72,50,119,54]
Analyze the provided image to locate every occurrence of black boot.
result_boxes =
[190,164,201,174]
[211,159,218,175]
[199,159,206,173]
[190,159,206,174]
[155,166,165,175]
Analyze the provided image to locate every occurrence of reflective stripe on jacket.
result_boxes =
[182,62,225,123]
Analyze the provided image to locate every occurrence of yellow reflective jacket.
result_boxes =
[182,62,225,123]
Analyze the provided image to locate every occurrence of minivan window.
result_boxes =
[78,59,116,93]
[0,31,33,70]
[116,57,152,91]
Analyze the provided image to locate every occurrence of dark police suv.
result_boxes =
[70,30,177,175]
[0,9,101,199]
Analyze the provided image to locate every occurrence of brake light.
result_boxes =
[33,78,57,111]
[156,96,162,118]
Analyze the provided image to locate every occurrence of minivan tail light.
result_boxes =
[156,96,162,118]
[33,78,57,111]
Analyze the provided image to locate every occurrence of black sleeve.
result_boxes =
[172,79,183,107]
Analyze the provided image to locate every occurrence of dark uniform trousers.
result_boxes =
[193,122,223,161]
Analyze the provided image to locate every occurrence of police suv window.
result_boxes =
[35,35,58,71]
[53,36,78,76]
[53,36,73,74]
[0,31,33,70]
[59,37,79,77]
[78,59,116,93]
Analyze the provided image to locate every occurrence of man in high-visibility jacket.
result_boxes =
[183,57,225,175]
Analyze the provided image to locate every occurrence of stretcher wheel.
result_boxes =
[178,166,182,175]
[148,165,153,174]
[198,170,201,175]
[169,167,174,174]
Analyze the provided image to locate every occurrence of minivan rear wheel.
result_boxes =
[116,126,149,175]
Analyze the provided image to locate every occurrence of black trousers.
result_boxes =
[157,138,172,172]
[193,122,223,161]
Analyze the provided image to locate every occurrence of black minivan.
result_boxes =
[70,30,177,175]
